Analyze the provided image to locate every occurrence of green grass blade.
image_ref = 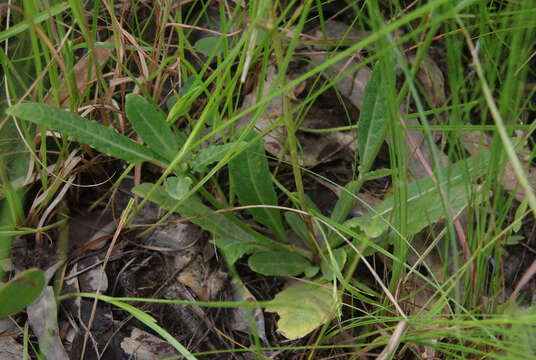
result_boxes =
[6,103,157,164]
[0,2,70,42]
[107,300,197,360]
[126,94,178,162]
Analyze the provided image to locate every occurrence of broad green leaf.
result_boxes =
[194,36,223,57]
[192,142,245,173]
[126,94,178,162]
[265,281,336,340]
[304,265,319,278]
[365,151,491,236]
[212,237,260,265]
[133,183,271,264]
[229,136,286,241]
[289,192,328,237]
[284,212,309,245]
[165,176,192,200]
[248,251,311,276]
[6,103,157,164]
[0,268,45,318]
[330,180,359,225]
[327,181,360,248]
[320,248,347,281]
[344,215,389,238]
[358,61,390,170]
[505,235,524,245]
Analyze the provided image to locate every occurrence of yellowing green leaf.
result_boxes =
[265,281,336,340]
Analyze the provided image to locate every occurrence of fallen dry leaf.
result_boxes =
[27,287,69,360]
[45,43,112,108]
[120,328,179,360]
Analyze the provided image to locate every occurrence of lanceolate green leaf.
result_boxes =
[134,183,261,242]
[229,136,286,241]
[327,180,360,247]
[330,181,359,225]
[248,251,311,276]
[126,94,178,162]
[6,103,157,164]
[213,237,261,265]
[284,212,309,245]
[358,61,390,170]
[192,141,245,173]
[364,151,491,236]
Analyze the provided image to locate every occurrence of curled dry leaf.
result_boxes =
[77,256,108,293]
[176,254,228,301]
[308,52,372,110]
[462,131,536,202]
[27,287,69,360]
[45,43,112,108]
[120,328,179,360]
[409,54,446,108]
[230,278,269,345]
[0,319,23,360]
[236,65,358,166]
[404,55,448,180]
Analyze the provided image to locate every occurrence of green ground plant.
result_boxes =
[1,0,536,358]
